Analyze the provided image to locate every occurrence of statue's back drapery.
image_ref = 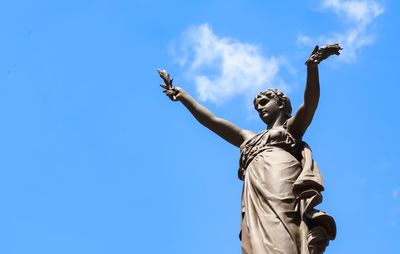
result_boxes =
[238,125,336,254]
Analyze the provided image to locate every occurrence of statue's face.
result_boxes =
[254,94,281,125]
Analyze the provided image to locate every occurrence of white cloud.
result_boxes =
[172,24,286,103]
[298,0,384,62]
[322,0,383,25]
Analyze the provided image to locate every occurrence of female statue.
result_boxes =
[159,44,341,254]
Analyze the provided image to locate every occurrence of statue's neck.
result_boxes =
[267,113,288,130]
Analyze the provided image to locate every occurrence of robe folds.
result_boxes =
[238,127,336,254]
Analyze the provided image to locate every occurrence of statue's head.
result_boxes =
[253,88,292,125]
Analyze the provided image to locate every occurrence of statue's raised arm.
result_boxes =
[158,69,255,147]
[288,44,342,139]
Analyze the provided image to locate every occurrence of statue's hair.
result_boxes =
[254,88,292,117]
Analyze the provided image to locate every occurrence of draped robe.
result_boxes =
[238,126,336,254]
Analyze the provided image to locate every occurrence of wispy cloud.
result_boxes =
[171,24,286,103]
[298,0,384,62]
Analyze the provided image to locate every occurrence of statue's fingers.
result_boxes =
[312,45,319,55]
[167,93,177,101]
[160,83,168,89]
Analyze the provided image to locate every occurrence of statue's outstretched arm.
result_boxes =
[288,44,342,139]
[158,69,255,147]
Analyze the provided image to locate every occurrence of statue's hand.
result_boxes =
[162,86,182,101]
[306,43,342,65]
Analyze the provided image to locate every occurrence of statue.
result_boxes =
[158,44,342,254]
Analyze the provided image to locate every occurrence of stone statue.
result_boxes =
[159,44,342,254]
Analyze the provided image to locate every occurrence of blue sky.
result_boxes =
[0,0,399,253]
